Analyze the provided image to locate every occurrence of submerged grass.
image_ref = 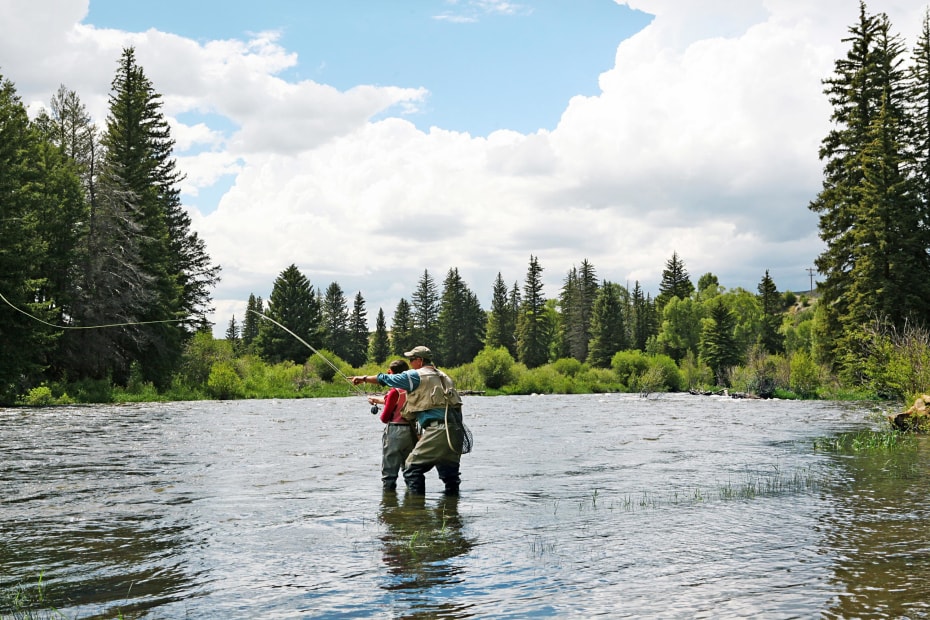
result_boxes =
[0,573,63,620]
[813,429,916,452]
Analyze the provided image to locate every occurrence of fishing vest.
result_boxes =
[402,366,460,416]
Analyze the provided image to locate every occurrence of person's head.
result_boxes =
[388,359,409,375]
[404,345,433,368]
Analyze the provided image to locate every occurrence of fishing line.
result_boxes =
[246,309,368,397]
[0,290,191,329]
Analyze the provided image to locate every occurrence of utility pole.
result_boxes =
[806,268,816,292]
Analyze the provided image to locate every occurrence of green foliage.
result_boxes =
[551,357,584,377]
[646,354,683,392]
[178,332,235,387]
[473,346,517,390]
[848,318,930,401]
[789,350,822,398]
[207,361,245,400]
[611,350,650,389]
[512,364,572,394]
[306,349,348,383]
[679,350,713,390]
[23,386,54,407]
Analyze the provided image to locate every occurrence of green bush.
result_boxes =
[789,350,821,398]
[207,362,245,400]
[551,357,584,377]
[307,349,348,383]
[611,350,650,389]
[512,365,570,394]
[24,385,54,406]
[473,346,517,390]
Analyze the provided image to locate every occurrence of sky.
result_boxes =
[2,0,929,337]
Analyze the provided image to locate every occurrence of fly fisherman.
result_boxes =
[351,346,462,495]
[367,359,416,492]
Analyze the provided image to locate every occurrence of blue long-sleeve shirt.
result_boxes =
[376,370,445,425]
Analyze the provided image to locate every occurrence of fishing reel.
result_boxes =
[371,404,379,415]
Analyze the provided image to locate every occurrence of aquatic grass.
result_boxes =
[0,573,63,620]
[813,429,916,452]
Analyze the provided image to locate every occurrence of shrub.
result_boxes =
[789,350,821,398]
[307,349,348,383]
[551,357,584,377]
[611,350,650,389]
[512,365,570,394]
[473,346,517,390]
[24,385,54,406]
[207,362,245,400]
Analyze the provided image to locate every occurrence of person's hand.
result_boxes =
[351,376,364,385]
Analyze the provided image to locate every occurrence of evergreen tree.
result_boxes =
[656,251,694,311]
[516,255,550,368]
[411,269,440,348]
[390,298,415,356]
[700,299,741,386]
[437,267,484,366]
[347,291,369,367]
[557,259,599,362]
[242,294,262,346]
[507,281,522,358]
[101,47,220,384]
[757,270,785,354]
[0,75,58,401]
[321,281,351,361]
[255,265,320,363]
[368,308,391,364]
[587,281,628,368]
[485,272,512,351]
[631,281,656,351]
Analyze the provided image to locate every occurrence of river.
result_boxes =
[2,393,929,618]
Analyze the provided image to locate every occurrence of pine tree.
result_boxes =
[368,308,391,364]
[321,281,351,361]
[811,6,930,368]
[347,291,369,367]
[656,251,694,312]
[0,74,59,401]
[516,255,550,368]
[242,294,262,346]
[101,47,219,384]
[700,300,740,386]
[255,265,320,363]
[485,272,511,350]
[437,267,484,366]
[587,281,627,367]
[411,269,440,348]
[757,270,785,354]
[390,298,415,356]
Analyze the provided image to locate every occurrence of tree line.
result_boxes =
[0,48,220,404]
[4,1,930,404]
[229,251,806,393]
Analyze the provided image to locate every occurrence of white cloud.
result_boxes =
[4,0,928,337]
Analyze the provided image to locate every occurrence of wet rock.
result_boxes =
[888,394,930,432]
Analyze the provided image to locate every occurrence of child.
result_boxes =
[368,359,416,491]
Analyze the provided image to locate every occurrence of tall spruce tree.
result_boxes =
[437,267,485,366]
[485,272,512,351]
[411,269,440,349]
[390,298,415,356]
[255,265,320,363]
[0,75,59,401]
[558,260,599,362]
[700,299,740,386]
[368,307,391,364]
[587,281,627,368]
[321,281,351,361]
[757,270,785,354]
[656,251,694,312]
[516,255,550,368]
[101,47,219,384]
[242,294,262,347]
[811,5,930,368]
[347,291,369,367]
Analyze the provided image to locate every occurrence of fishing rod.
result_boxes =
[246,309,373,404]
[0,290,192,329]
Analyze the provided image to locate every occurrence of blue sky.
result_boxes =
[5,0,926,336]
[85,1,653,136]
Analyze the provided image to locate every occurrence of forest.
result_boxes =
[3,2,930,407]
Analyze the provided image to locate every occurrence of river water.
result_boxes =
[2,393,929,619]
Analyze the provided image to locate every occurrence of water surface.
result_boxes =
[2,393,929,618]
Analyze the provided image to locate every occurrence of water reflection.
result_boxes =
[820,436,930,619]
[378,492,474,617]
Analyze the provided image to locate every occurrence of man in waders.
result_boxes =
[351,346,461,495]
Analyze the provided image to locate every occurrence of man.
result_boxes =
[351,346,462,495]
